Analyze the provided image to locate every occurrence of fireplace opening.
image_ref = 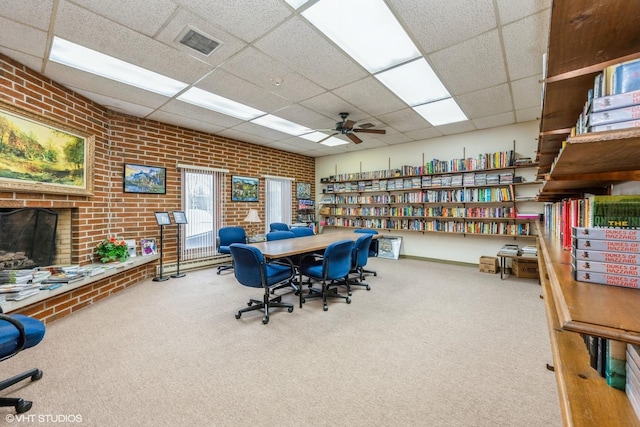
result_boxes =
[0,208,58,270]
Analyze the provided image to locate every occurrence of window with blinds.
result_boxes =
[265,176,292,230]
[179,165,226,260]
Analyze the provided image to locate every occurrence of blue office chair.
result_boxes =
[300,239,354,311]
[266,230,299,294]
[354,228,378,277]
[291,227,314,237]
[0,313,46,413]
[343,233,373,295]
[266,230,296,241]
[229,244,295,324]
[269,222,290,232]
[216,226,246,275]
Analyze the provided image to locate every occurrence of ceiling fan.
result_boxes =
[318,112,386,144]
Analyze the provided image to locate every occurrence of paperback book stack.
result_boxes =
[572,227,640,288]
[626,344,640,419]
[520,244,538,258]
[0,270,41,301]
[497,244,519,256]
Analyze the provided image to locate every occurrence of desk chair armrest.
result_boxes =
[0,314,27,361]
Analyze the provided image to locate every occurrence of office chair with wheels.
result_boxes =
[266,230,299,294]
[229,243,295,324]
[300,239,354,311]
[266,231,296,241]
[269,222,290,232]
[343,233,373,295]
[216,226,246,275]
[0,313,46,414]
[354,228,378,277]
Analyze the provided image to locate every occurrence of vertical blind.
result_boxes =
[179,165,226,260]
[265,176,292,230]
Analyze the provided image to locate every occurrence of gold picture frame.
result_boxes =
[0,100,94,196]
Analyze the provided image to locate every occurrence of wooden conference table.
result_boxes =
[249,230,377,308]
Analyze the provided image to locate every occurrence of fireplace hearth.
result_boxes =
[0,208,58,270]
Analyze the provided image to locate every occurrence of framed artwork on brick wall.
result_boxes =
[231,175,259,202]
[0,100,95,196]
[123,163,167,194]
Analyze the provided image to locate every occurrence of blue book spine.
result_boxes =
[614,59,640,94]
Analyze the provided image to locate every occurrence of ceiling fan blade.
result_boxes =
[353,128,386,135]
[347,133,363,144]
[344,119,356,129]
[317,132,338,143]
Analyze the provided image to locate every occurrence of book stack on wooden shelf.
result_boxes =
[627,344,640,419]
[572,227,640,288]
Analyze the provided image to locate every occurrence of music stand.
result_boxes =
[171,211,188,278]
[153,212,171,282]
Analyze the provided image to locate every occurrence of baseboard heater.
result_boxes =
[155,255,230,276]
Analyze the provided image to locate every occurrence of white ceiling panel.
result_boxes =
[0,1,550,157]
[388,0,497,53]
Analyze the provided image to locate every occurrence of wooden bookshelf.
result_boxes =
[536,0,640,197]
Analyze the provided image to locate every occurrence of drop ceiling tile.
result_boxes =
[0,48,43,72]
[496,0,551,25]
[516,107,541,123]
[405,127,444,141]
[55,1,214,83]
[269,104,335,131]
[472,112,516,130]
[230,121,288,141]
[299,92,364,122]
[332,77,406,117]
[429,29,507,95]
[72,89,155,117]
[148,110,227,135]
[160,98,245,129]
[389,0,497,53]
[511,75,543,110]
[376,108,432,133]
[0,0,53,30]
[70,0,176,37]
[220,47,325,103]
[456,84,513,119]
[254,16,367,90]
[174,0,291,43]
[194,68,290,113]
[0,16,48,58]
[434,120,477,136]
[154,8,247,66]
[503,10,550,81]
[218,128,274,147]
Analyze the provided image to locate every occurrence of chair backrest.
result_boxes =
[0,314,46,362]
[266,230,296,241]
[322,239,355,280]
[291,227,314,237]
[354,228,378,256]
[218,226,246,246]
[229,243,265,288]
[269,222,290,232]
[352,233,373,269]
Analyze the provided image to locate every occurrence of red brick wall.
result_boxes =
[0,54,315,322]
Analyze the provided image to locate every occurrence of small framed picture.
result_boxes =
[125,239,137,258]
[140,238,157,256]
[172,211,188,224]
[154,211,172,226]
[123,163,167,194]
[231,176,259,202]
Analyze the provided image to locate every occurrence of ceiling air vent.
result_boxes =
[178,27,221,56]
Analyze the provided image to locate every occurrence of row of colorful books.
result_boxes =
[627,343,640,419]
[571,227,640,289]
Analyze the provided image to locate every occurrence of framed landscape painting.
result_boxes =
[231,176,259,202]
[0,100,94,196]
[123,163,166,194]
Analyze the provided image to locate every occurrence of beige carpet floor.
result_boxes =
[1,257,561,426]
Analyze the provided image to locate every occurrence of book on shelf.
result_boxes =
[5,288,40,301]
[591,119,640,132]
[573,270,640,289]
[573,227,640,241]
[41,272,84,284]
[498,244,519,255]
[607,340,628,390]
[589,195,640,229]
[573,259,640,277]
[573,249,640,265]
[592,88,640,113]
[613,58,640,95]
[626,344,640,420]
[589,105,640,127]
[573,238,640,253]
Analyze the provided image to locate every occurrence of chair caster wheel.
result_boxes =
[323,305,328,311]
[373,272,377,276]
[262,316,269,324]
[235,313,241,319]
[366,286,370,291]
[15,399,32,414]
[247,301,252,306]
[31,370,43,381]
[301,298,306,303]
[346,297,351,304]
[288,307,294,313]
[348,291,352,296]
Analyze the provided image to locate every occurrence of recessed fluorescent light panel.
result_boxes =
[251,114,312,136]
[414,98,468,126]
[49,37,188,97]
[300,131,331,142]
[375,58,450,106]
[320,137,349,147]
[177,87,265,121]
[302,0,420,73]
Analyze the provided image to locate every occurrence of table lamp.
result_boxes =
[243,209,262,238]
